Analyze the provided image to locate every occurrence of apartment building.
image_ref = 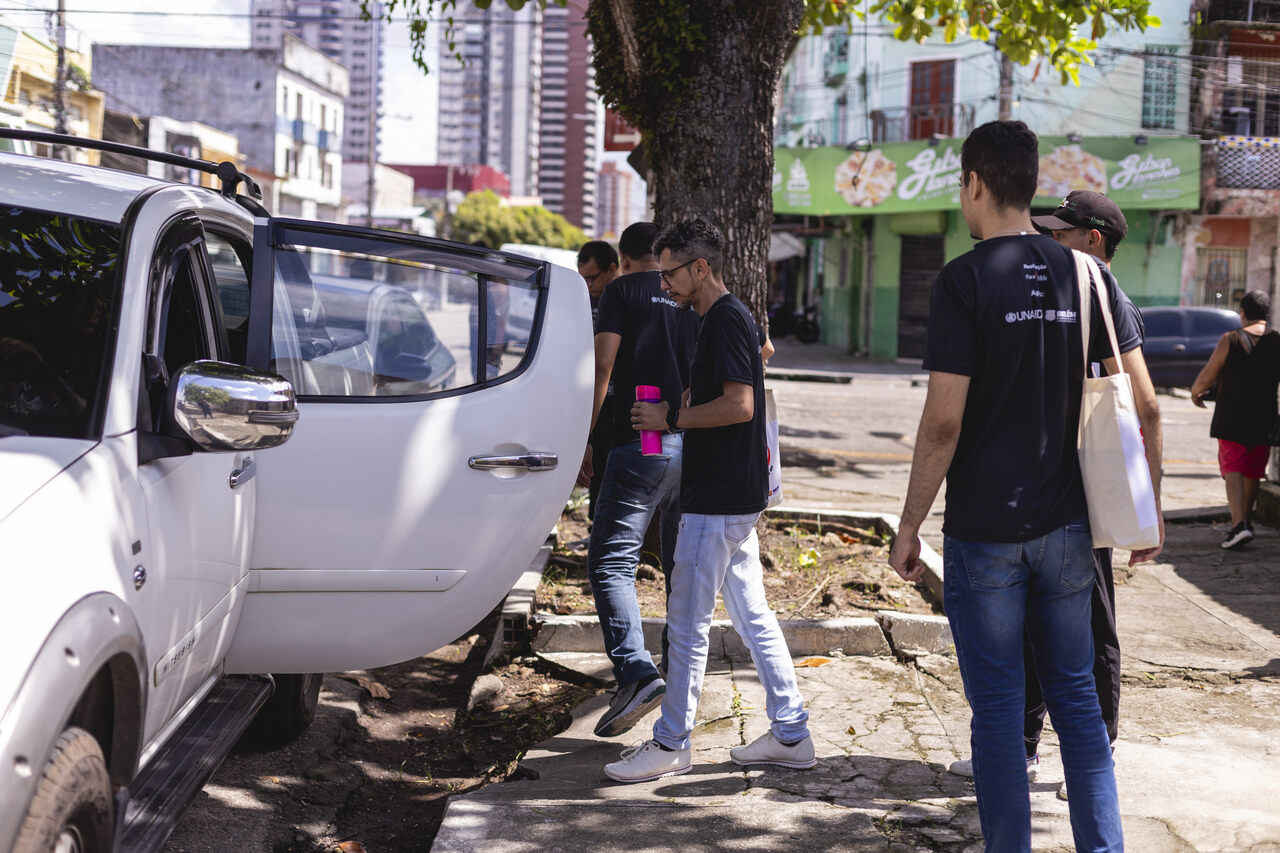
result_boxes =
[93,34,348,220]
[250,0,383,166]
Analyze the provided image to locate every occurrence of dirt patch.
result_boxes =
[541,498,940,620]
[322,630,597,852]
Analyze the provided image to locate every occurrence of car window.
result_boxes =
[206,231,252,364]
[0,205,121,439]
[1190,311,1239,336]
[266,235,541,399]
[147,243,215,430]
[1141,311,1182,338]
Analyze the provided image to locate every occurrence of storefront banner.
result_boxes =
[773,136,1200,215]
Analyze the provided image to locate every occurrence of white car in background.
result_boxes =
[0,131,591,852]
[500,243,582,347]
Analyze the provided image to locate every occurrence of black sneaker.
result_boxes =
[594,674,666,738]
[1222,521,1254,550]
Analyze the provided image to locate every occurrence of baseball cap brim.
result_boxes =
[1031,213,1078,231]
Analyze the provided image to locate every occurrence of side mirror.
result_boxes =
[170,360,299,452]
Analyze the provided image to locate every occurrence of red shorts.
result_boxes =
[1218,439,1269,479]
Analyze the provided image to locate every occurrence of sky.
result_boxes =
[1,1,645,221]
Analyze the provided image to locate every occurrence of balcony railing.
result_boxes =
[317,129,341,152]
[1202,0,1280,24]
[292,118,318,146]
[869,104,975,143]
[1216,136,1280,188]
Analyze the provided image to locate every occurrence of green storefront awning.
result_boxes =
[773,136,1200,216]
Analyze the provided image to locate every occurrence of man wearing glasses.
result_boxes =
[582,222,698,739]
[604,218,813,783]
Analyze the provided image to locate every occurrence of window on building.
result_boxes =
[1141,46,1178,130]
[281,86,288,114]
[909,59,956,139]
[296,92,304,121]
[1221,54,1280,137]
[1195,247,1248,307]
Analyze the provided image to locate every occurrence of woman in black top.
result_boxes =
[1191,290,1280,548]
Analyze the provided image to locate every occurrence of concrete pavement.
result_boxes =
[432,346,1280,852]
[432,519,1280,852]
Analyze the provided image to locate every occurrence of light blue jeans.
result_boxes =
[653,512,810,750]
[945,515,1123,852]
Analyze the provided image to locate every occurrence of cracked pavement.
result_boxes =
[431,523,1279,852]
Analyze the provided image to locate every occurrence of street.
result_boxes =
[767,367,1223,528]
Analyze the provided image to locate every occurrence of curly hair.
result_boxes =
[653,218,724,277]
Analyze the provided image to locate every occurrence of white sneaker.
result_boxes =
[948,753,1039,780]
[729,731,816,769]
[604,739,691,783]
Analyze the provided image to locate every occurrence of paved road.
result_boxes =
[767,372,1228,534]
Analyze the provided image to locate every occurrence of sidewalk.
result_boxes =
[765,339,926,383]
[432,519,1280,852]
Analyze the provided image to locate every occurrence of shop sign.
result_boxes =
[773,135,1200,215]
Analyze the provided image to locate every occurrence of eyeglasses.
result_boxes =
[659,258,700,283]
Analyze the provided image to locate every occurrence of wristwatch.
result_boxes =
[666,406,680,432]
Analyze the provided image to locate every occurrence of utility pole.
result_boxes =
[52,0,69,157]
[997,50,1014,121]
[365,103,376,228]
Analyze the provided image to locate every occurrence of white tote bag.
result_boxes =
[765,388,784,508]
[1074,250,1160,550]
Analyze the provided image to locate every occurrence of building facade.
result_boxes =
[250,0,383,166]
[0,22,104,159]
[773,0,1196,359]
[1188,0,1280,308]
[92,35,348,221]
[596,160,633,240]
[539,0,597,234]
[435,5,542,199]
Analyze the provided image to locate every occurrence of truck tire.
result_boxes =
[240,673,323,750]
[14,727,113,853]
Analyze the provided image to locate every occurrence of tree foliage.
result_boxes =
[449,190,588,250]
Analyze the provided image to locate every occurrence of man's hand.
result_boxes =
[1127,515,1165,566]
[888,528,927,582]
[576,444,593,488]
[632,399,669,432]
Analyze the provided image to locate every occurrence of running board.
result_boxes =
[116,675,273,852]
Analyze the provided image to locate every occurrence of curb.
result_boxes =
[1256,482,1280,529]
[766,368,854,384]
[503,507,951,670]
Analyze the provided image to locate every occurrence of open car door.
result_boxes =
[225,220,591,673]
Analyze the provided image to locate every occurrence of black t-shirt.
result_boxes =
[1210,329,1280,446]
[923,235,1143,543]
[681,293,768,515]
[595,270,699,447]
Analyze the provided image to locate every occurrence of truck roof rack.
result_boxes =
[0,128,263,200]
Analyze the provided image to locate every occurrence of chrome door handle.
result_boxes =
[229,457,256,489]
[468,452,558,472]
[1173,344,1186,352]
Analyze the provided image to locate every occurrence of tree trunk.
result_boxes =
[636,2,803,325]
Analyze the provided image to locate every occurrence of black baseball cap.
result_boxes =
[1032,191,1128,239]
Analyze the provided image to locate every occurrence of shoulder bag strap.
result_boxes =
[1074,250,1125,377]
[1235,327,1255,355]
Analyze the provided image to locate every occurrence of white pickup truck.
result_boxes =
[0,132,590,852]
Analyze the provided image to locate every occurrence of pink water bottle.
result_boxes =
[636,384,663,455]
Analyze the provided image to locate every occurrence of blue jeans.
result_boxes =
[653,512,810,751]
[587,434,683,685]
[945,516,1123,853]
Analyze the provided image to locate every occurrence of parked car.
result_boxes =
[1139,306,1241,388]
[0,131,590,852]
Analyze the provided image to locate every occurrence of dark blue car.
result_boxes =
[1139,306,1240,388]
